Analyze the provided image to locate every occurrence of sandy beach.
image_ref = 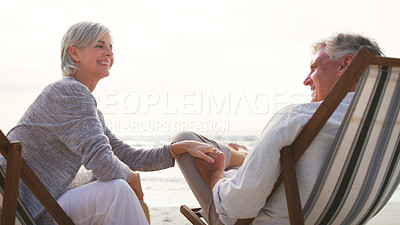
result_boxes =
[141,167,400,224]
[149,207,191,225]
[140,166,198,225]
[148,204,400,225]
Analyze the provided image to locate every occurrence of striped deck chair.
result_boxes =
[0,130,74,225]
[180,47,400,224]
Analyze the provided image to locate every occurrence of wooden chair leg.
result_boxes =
[2,142,23,225]
[281,147,304,225]
[180,205,207,225]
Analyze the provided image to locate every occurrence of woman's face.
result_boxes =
[75,33,114,80]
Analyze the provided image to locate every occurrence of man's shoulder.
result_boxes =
[278,93,354,117]
[260,102,320,136]
[277,102,321,117]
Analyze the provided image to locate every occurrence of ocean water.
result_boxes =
[119,132,400,208]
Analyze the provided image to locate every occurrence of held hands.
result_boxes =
[128,170,144,200]
[171,140,217,164]
[196,149,226,189]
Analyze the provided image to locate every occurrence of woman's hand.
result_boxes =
[171,140,216,164]
[128,170,144,200]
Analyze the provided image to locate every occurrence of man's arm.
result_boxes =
[197,104,314,221]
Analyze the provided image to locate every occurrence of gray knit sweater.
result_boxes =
[2,76,173,223]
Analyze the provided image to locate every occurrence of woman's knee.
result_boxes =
[57,179,138,223]
[105,179,136,199]
[108,179,131,190]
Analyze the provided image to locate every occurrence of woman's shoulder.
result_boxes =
[43,76,91,97]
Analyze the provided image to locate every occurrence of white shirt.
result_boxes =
[213,93,354,225]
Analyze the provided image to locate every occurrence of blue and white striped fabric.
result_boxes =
[303,65,400,224]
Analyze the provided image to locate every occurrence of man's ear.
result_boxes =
[338,54,355,74]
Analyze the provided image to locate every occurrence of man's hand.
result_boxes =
[227,143,248,167]
[196,149,226,188]
[228,143,248,152]
[128,170,144,200]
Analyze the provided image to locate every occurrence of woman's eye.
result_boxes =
[95,45,103,48]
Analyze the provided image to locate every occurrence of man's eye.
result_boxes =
[95,45,103,48]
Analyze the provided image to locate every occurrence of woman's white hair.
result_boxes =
[61,21,110,77]
[312,33,383,61]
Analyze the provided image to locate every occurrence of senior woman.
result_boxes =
[2,21,219,224]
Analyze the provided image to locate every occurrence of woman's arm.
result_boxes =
[53,80,131,182]
[105,129,173,171]
[104,120,218,170]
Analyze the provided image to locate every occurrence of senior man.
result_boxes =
[174,33,383,225]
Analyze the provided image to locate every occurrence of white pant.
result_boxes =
[57,179,149,225]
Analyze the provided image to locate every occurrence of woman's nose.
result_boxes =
[105,47,113,57]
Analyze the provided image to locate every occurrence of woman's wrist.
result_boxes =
[169,141,191,158]
[169,142,178,158]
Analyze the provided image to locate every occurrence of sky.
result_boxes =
[1,0,400,136]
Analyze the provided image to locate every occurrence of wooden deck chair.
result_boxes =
[180,47,400,224]
[0,130,74,225]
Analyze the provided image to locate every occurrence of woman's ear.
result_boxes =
[69,46,80,62]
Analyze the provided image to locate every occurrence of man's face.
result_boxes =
[303,46,343,102]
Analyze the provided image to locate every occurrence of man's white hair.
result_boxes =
[312,33,383,61]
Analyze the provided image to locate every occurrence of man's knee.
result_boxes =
[172,131,199,143]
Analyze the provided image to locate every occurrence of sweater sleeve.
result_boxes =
[100,115,174,171]
[52,81,130,182]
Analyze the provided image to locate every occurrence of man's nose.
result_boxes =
[303,73,312,86]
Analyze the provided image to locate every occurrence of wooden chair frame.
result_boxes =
[0,130,74,225]
[280,47,400,225]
